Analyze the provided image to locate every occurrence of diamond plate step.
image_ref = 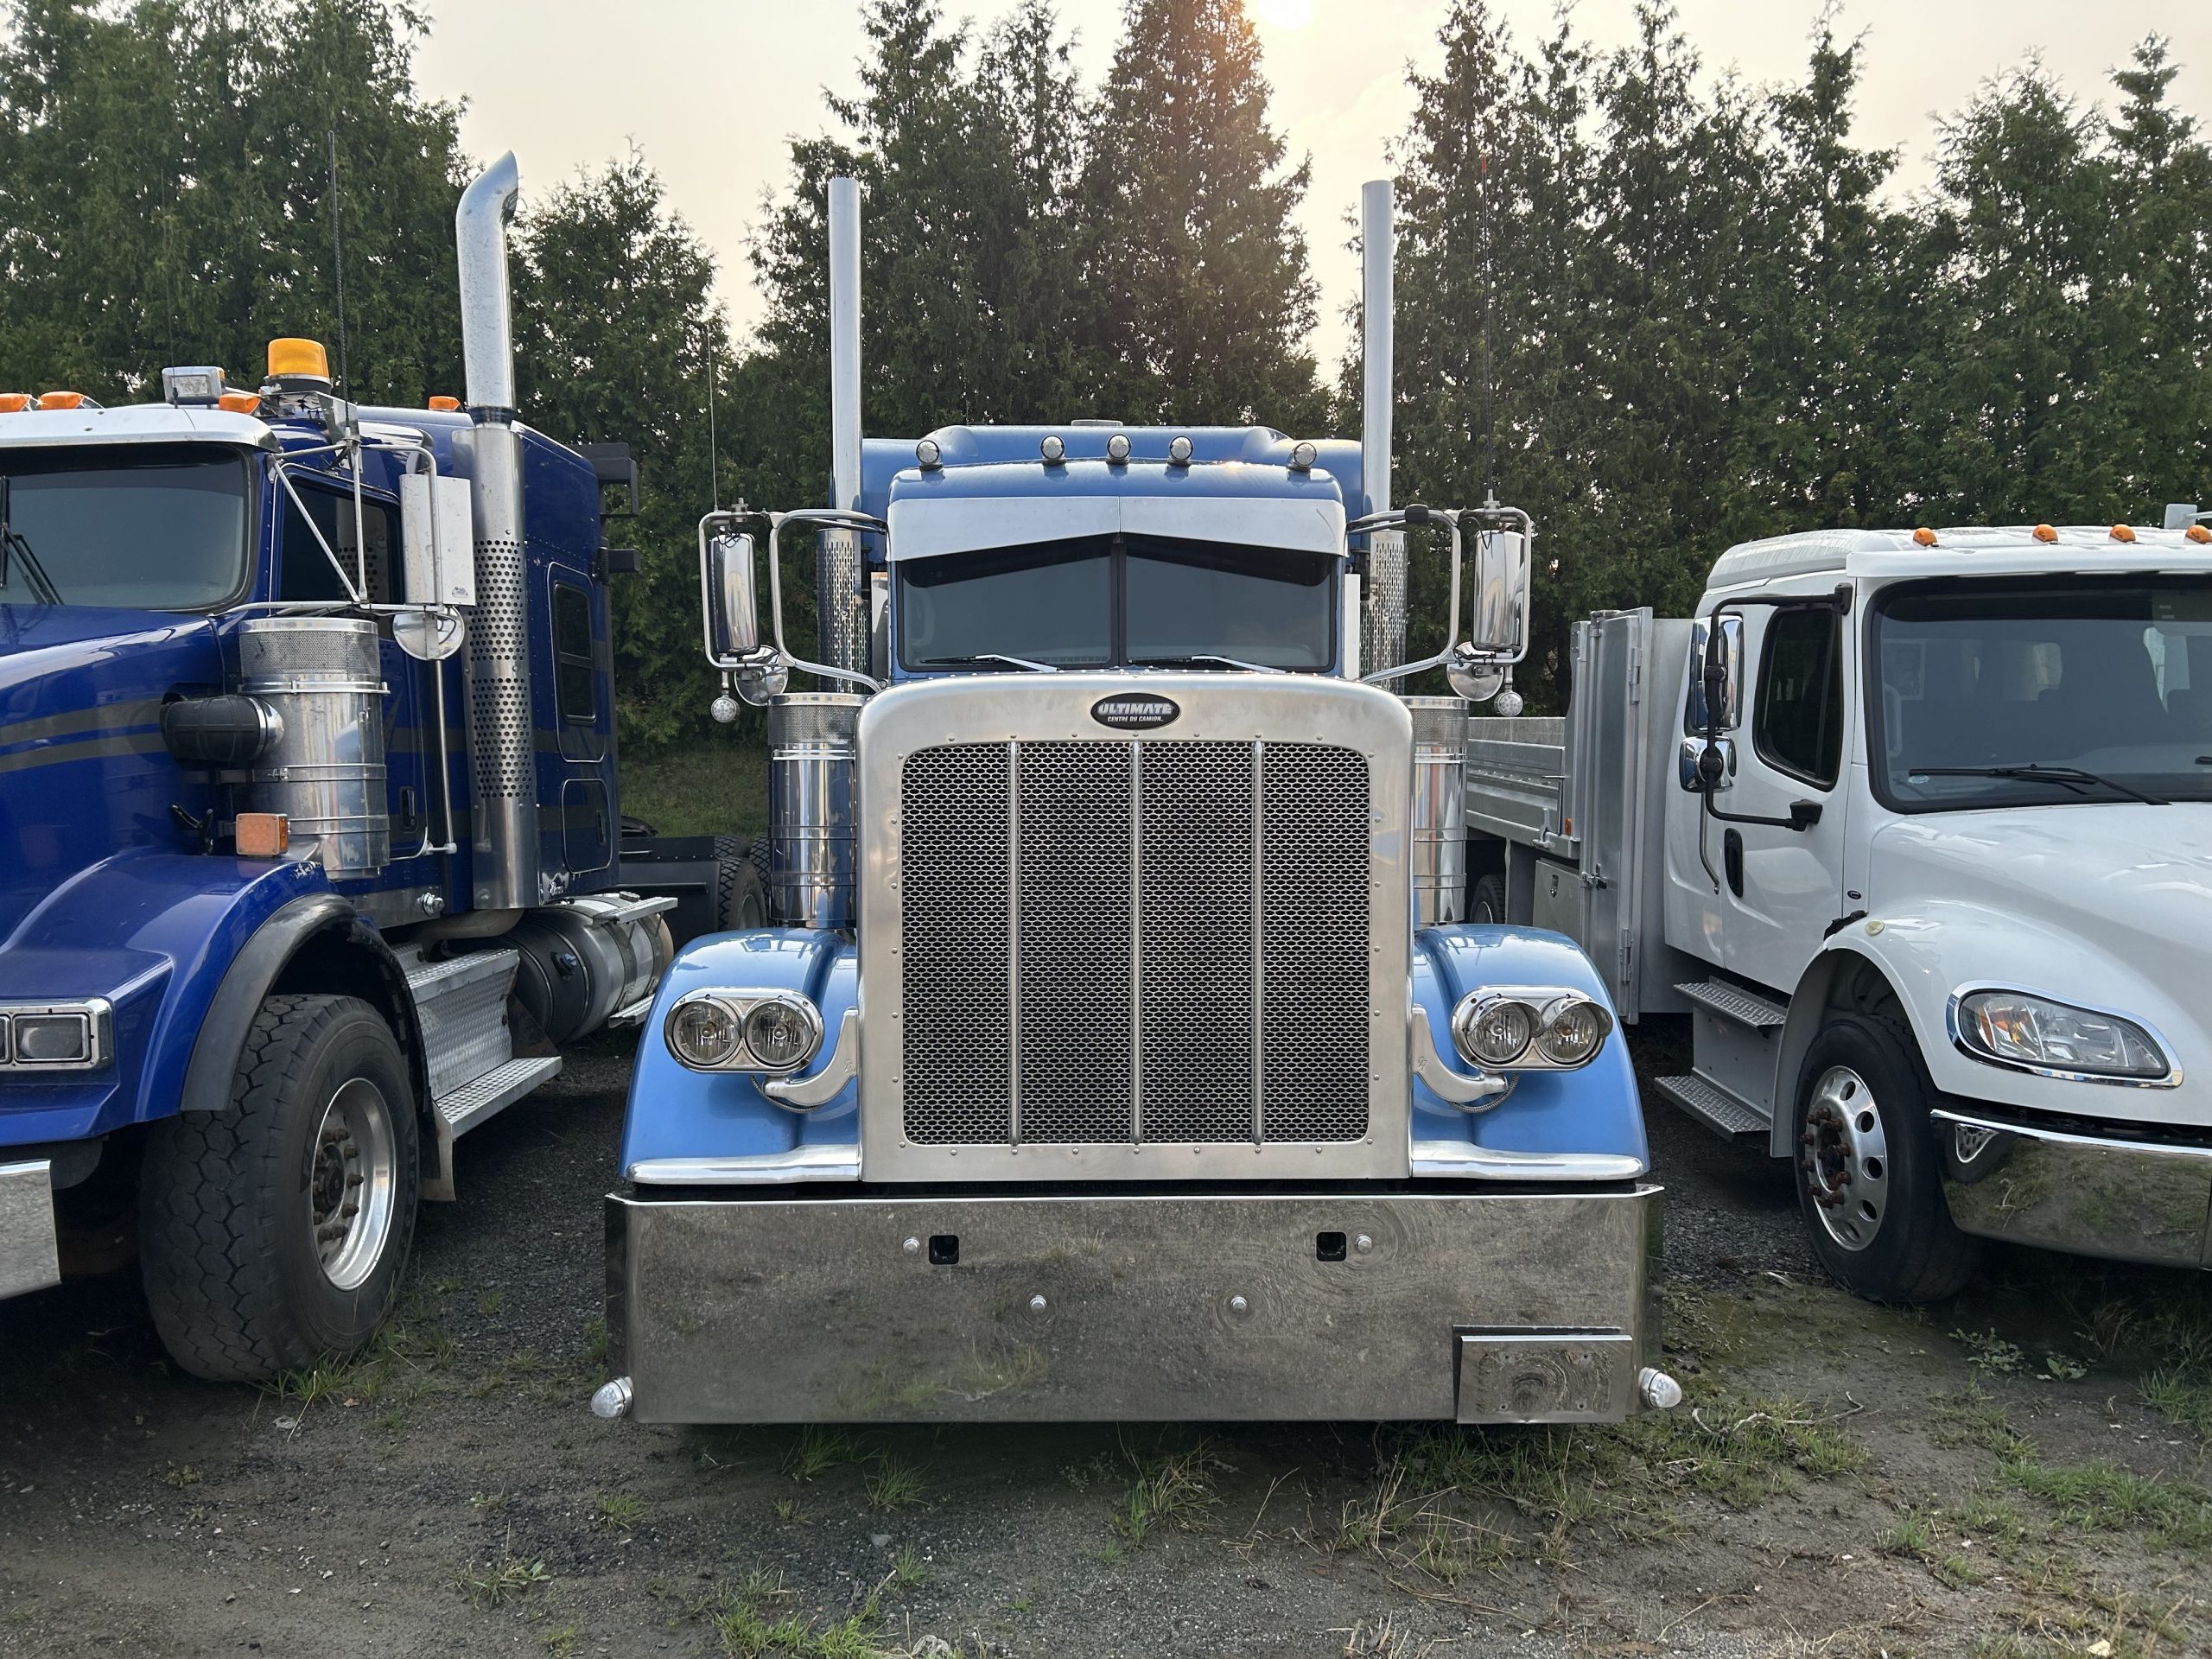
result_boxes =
[1676,978,1789,1029]
[423,1055,562,1203]
[1655,1073,1770,1142]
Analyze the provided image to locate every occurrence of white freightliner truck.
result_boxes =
[1465,517,2212,1298]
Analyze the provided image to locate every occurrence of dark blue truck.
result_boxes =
[0,154,726,1380]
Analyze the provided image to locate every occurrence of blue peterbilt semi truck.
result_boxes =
[0,155,730,1380]
[598,181,1682,1425]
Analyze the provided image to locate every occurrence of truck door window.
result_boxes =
[553,582,596,722]
[1753,607,1842,787]
[0,444,250,610]
[279,480,394,604]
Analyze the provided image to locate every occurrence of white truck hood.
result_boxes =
[1866,804,2212,1128]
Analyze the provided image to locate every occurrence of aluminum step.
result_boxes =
[1675,978,1789,1030]
[423,1054,563,1203]
[401,946,521,1099]
[1655,1072,1770,1142]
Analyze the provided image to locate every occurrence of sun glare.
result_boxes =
[1255,0,1313,29]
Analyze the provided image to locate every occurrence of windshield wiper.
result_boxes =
[0,525,63,607]
[1908,764,2168,806]
[1133,653,1287,674]
[925,652,1066,673]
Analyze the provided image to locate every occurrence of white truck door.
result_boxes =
[1716,600,1853,995]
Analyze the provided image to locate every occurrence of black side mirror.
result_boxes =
[579,442,640,518]
[603,549,640,576]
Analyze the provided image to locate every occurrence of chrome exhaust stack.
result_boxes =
[1358,179,1407,677]
[1407,696,1469,924]
[818,177,869,678]
[768,693,861,929]
[454,152,538,912]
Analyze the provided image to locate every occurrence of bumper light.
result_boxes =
[665,990,823,1075]
[1951,988,2174,1084]
[0,1001,111,1071]
[1450,988,1612,1072]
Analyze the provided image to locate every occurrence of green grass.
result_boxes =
[1109,1438,1225,1546]
[2002,1459,2212,1551]
[620,739,770,840]
[704,1570,889,1659]
[598,1491,645,1534]
[863,1456,926,1510]
[456,1552,550,1606]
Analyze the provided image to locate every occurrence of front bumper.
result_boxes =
[0,1160,61,1300]
[1935,1109,2212,1268]
[606,1183,1666,1423]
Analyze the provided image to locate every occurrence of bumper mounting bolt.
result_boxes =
[902,1236,920,1255]
[1353,1234,1374,1255]
[1027,1294,1048,1313]
[1229,1295,1250,1316]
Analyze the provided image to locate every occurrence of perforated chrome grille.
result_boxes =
[899,740,1370,1148]
[468,535,531,803]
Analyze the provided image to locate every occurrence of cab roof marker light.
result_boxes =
[914,437,943,471]
[1912,526,1937,546]
[1039,434,1065,465]
[1289,441,1318,472]
[0,392,29,413]
[1105,433,1132,464]
[36,391,95,410]
[1167,435,1193,466]
[428,395,461,412]
[2032,524,2058,543]
[2110,524,2137,543]
[218,391,263,416]
[2190,525,2212,545]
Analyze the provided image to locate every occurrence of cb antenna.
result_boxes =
[326,130,351,404]
[707,336,721,510]
[1481,148,1497,510]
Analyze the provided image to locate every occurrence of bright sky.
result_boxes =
[417,0,2212,371]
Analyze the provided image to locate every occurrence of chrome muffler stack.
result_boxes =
[1407,695,1469,925]
[235,616,390,877]
[768,693,861,929]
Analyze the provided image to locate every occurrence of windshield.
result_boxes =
[1870,577,2212,809]
[0,444,251,611]
[898,533,1337,671]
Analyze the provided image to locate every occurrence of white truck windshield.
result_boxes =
[0,445,251,611]
[1871,577,2212,809]
[898,533,1337,671]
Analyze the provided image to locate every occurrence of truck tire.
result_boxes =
[713,835,769,931]
[140,995,420,1382]
[1471,874,1508,925]
[1790,1014,1978,1304]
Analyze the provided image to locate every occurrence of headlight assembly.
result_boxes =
[1451,988,1612,1072]
[664,990,823,1075]
[1950,988,2175,1085]
[0,999,112,1071]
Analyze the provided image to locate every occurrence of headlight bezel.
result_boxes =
[664,989,824,1076]
[1947,986,2179,1088]
[1450,987,1614,1073]
[0,999,113,1071]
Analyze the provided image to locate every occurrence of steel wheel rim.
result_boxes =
[310,1077,397,1291]
[1801,1064,1890,1253]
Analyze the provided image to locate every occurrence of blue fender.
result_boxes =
[620,929,860,1174]
[0,849,334,1146]
[1411,924,1649,1167]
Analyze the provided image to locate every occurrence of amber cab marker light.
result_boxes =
[35,391,87,410]
[217,391,262,416]
[2032,524,2058,543]
[2111,524,2137,543]
[1912,526,1938,546]
[235,812,289,859]
[428,395,461,412]
[0,392,29,413]
[2189,525,2212,545]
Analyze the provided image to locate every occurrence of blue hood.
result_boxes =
[0,604,220,941]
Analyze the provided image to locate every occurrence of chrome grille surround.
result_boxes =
[861,675,1412,1182]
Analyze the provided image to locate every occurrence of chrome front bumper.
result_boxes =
[0,1160,60,1300]
[1935,1109,2212,1268]
[606,1184,1667,1424]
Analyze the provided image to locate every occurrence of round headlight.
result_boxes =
[1461,998,1535,1067]
[668,997,740,1069]
[1535,996,1611,1067]
[744,1000,818,1071]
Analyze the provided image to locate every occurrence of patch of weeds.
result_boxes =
[2041,1351,2087,1382]
[1932,1382,2037,1461]
[1335,1459,1409,1554]
[156,1462,200,1489]
[582,1316,608,1368]
[1630,1392,1867,1507]
[1950,1490,2030,1545]
[2144,1367,2212,1440]
[2003,1458,2212,1551]
[887,1545,925,1590]
[469,1491,509,1514]
[477,1288,506,1317]
[598,1491,644,1535]
[456,1551,550,1607]
[1934,1553,1986,1587]
[1109,1437,1226,1547]
[1882,1508,1935,1556]
[262,1364,351,1413]
[1953,1327,2027,1376]
[1005,1590,1032,1614]
[773,1498,804,1525]
[864,1456,925,1511]
[540,1624,580,1657]
[704,1570,889,1658]
[785,1427,866,1482]
[1058,1451,1116,1491]
[371,1405,409,1434]
[432,1274,465,1295]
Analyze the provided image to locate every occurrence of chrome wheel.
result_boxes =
[1799,1064,1890,1251]
[309,1077,398,1291]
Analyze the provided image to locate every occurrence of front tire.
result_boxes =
[1471,874,1508,925]
[714,834,770,931]
[1791,1014,1977,1304]
[141,995,420,1381]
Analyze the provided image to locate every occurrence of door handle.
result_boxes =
[1723,829,1745,898]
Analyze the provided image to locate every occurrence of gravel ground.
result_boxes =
[3,1027,2207,1658]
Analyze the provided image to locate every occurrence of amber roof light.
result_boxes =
[1912,527,1938,546]
[2110,524,2138,543]
[428,395,461,412]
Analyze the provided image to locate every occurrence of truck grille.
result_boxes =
[899,741,1371,1147]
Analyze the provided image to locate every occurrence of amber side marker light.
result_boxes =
[2110,524,2137,543]
[2032,524,2058,543]
[235,812,290,859]
[217,391,262,415]
[1912,526,1938,546]
[428,395,461,412]
[0,392,29,413]
[36,391,88,410]
[2189,525,2212,545]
